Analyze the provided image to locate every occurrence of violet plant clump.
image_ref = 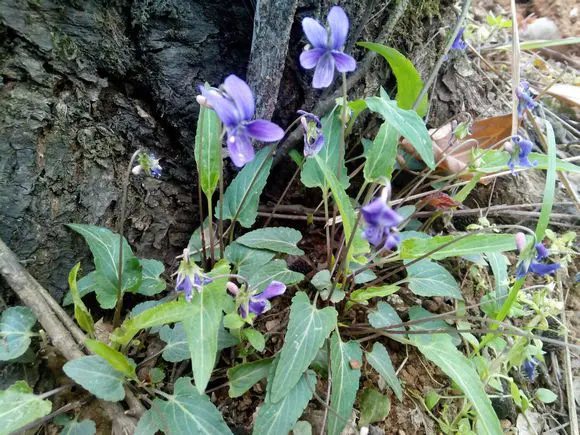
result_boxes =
[299,6,356,88]
[15,4,575,435]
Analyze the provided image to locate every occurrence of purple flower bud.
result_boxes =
[516,81,537,118]
[175,256,212,302]
[451,27,468,51]
[135,153,162,178]
[535,243,549,260]
[508,135,537,174]
[361,189,403,251]
[515,232,526,253]
[298,110,325,156]
[522,357,538,381]
[198,76,284,167]
[299,6,356,88]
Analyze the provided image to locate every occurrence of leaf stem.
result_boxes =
[113,149,141,329]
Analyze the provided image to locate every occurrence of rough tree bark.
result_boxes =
[1,0,493,302]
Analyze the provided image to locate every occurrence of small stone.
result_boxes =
[501,419,512,429]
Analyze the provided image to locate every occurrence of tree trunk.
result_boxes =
[1,0,480,300]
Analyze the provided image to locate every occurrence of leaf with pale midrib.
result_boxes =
[269,292,337,403]
[235,227,304,255]
[253,369,316,435]
[63,356,126,402]
[0,381,52,434]
[227,359,272,398]
[405,259,463,299]
[365,342,402,401]
[327,333,361,435]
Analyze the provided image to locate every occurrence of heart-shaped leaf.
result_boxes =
[0,306,37,361]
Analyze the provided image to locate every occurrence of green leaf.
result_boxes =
[293,421,313,435]
[366,95,434,169]
[137,259,166,296]
[235,227,304,255]
[0,306,37,361]
[301,105,348,189]
[67,263,95,336]
[185,281,226,394]
[227,358,273,398]
[146,377,233,434]
[410,330,501,434]
[148,367,165,384]
[365,342,403,401]
[535,388,557,403]
[84,339,136,379]
[358,43,428,115]
[135,409,160,435]
[218,146,273,228]
[359,388,390,427]
[270,292,337,402]
[244,328,266,352]
[63,356,126,401]
[409,306,461,346]
[401,233,518,260]
[63,271,98,306]
[225,243,275,278]
[405,259,463,299]
[60,419,96,435]
[536,120,557,241]
[368,301,404,332]
[493,36,580,51]
[313,154,369,261]
[349,284,399,306]
[194,106,222,197]
[159,323,239,363]
[424,390,440,410]
[253,369,316,435]
[327,333,362,435]
[485,252,509,308]
[112,301,196,346]
[67,224,142,309]
[0,381,52,434]
[363,121,399,183]
[248,259,304,292]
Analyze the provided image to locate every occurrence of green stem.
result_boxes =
[207,195,215,266]
[113,149,141,329]
[323,189,332,267]
[218,151,225,260]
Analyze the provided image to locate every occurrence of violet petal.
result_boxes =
[246,119,285,142]
[257,281,286,300]
[203,91,239,127]
[328,6,349,50]
[331,51,356,72]
[223,74,255,120]
[535,243,549,260]
[227,133,255,167]
[528,261,560,276]
[302,17,328,48]
[248,299,268,316]
[300,48,326,69]
[312,52,336,88]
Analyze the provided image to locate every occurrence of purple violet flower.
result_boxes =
[522,357,538,381]
[133,153,162,178]
[516,81,537,118]
[227,281,286,319]
[508,135,537,174]
[298,110,325,156]
[299,6,356,88]
[515,236,561,279]
[198,75,285,167]
[175,257,212,302]
[361,186,404,251]
[451,27,468,51]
